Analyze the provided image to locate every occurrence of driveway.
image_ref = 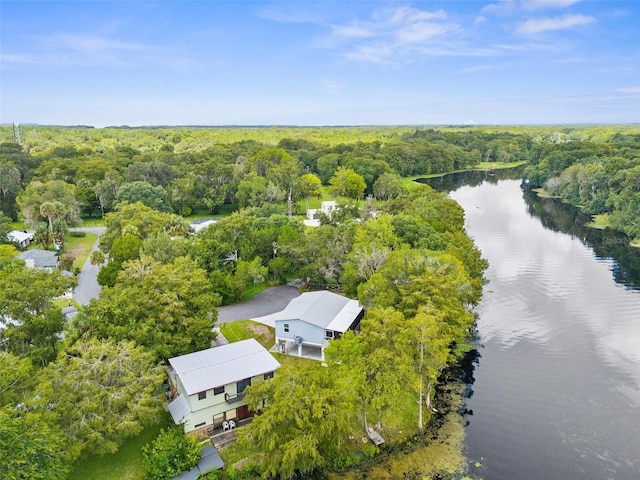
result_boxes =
[71,227,105,305]
[217,285,300,326]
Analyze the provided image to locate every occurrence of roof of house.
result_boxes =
[275,291,363,332]
[168,394,191,424]
[8,230,33,243]
[168,339,280,396]
[16,249,58,268]
[190,218,218,233]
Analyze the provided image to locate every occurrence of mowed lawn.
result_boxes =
[64,232,98,270]
[69,416,172,480]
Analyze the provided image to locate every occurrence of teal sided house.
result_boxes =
[167,338,280,433]
[274,291,364,360]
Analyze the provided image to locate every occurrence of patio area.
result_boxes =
[270,341,324,361]
[206,417,253,449]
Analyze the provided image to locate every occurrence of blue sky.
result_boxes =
[1,1,639,126]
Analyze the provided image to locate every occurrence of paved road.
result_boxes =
[217,285,300,325]
[72,227,105,305]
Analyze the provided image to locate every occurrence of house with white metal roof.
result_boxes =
[8,230,34,249]
[274,291,364,360]
[166,338,280,433]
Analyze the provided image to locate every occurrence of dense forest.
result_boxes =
[0,124,638,479]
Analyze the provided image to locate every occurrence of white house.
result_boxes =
[167,339,280,433]
[304,201,338,227]
[8,230,34,249]
[190,218,218,234]
[274,291,364,360]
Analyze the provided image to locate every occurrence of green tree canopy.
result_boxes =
[86,256,220,360]
[16,180,81,227]
[0,405,69,480]
[32,338,164,460]
[142,427,200,480]
[329,167,366,200]
[0,263,76,367]
[240,364,357,478]
[100,201,174,252]
[115,181,173,213]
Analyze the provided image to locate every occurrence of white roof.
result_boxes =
[190,219,218,233]
[327,299,364,332]
[168,394,191,424]
[168,339,280,396]
[276,291,363,333]
[8,230,33,242]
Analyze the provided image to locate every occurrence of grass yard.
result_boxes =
[68,416,172,480]
[219,320,274,349]
[80,217,106,227]
[64,232,98,270]
[241,282,273,301]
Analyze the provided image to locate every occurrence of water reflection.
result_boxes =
[523,191,640,289]
[420,167,640,290]
[444,179,640,480]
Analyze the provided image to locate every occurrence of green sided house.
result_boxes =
[167,338,280,433]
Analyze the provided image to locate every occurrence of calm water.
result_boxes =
[448,178,640,480]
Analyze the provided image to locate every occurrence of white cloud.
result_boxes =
[331,25,376,39]
[522,0,581,10]
[483,0,581,15]
[459,64,496,74]
[517,14,595,34]
[618,86,640,94]
[318,6,495,64]
[47,33,149,53]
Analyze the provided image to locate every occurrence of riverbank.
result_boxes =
[326,373,469,480]
[532,189,639,248]
[409,161,528,181]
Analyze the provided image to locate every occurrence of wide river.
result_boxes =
[437,175,639,479]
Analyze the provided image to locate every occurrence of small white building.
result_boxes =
[167,339,280,433]
[8,230,34,249]
[190,218,218,233]
[304,201,338,227]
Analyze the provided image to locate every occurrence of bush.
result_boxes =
[70,231,86,237]
[142,427,200,480]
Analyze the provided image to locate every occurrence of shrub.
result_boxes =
[70,231,86,237]
[142,427,200,480]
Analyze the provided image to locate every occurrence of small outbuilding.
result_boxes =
[7,230,34,249]
[274,291,364,360]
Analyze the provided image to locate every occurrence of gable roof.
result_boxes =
[16,249,58,269]
[169,339,280,396]
[190,218,218,233]
[8,230,33,243]
[275,291,363,332]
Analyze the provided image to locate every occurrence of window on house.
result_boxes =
[325,330,333,339]
[198,391,207,400]
[214,386,225,395]
[194,422,206,428]
[284,323,289,332]
[264,371,274,380]
[237,378,251,394]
